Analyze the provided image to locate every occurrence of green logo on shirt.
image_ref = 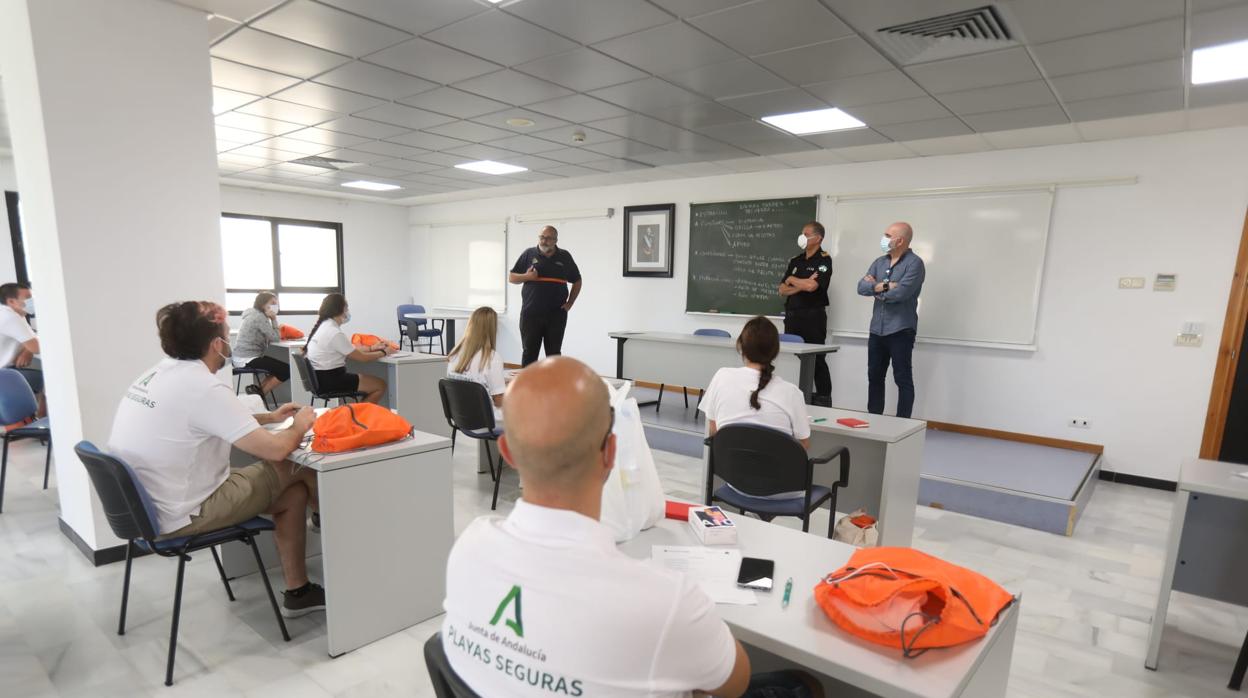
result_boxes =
[138,371,156,388]
[489,585,524,638]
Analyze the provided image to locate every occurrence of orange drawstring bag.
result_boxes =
[279,324,305,340]
[814,547,1015,658]
[351,333,399,351]
[310,403,413,453]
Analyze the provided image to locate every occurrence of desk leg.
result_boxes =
[615,337,626,379]
[1146,490,1189,670]
[445,319,456,353]
[876,431,922,547]
[797,356,815,405]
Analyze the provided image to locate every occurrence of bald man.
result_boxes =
[509,226,582,366]
[857,222,926,418]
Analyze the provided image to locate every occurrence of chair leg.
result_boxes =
[450,430,457,455]
[487,445,502,511]
[1230,628,1248,690]
[683,387,689,409]
[801,513,810,533]
[165,555,188,686]
[656,384,665,412]
[235,375,242,393]
[247,534,291,642]
[483,441,498,482]
[209,546,235,602]
[0,436,8,514]
[827,491,839,540]
[42,436,52,490]
[118,541,134,635]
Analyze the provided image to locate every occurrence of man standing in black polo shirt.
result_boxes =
[778,221,833,406]
[510,226,582,366]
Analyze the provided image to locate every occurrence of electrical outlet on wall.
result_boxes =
[1069,418,1091,429]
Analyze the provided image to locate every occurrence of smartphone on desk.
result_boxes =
[736,557,775,591]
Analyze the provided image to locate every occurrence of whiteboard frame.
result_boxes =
[420,219,509,314]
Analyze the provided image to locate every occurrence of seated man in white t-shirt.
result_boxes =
[108,300,326,618]
[0,282,46,417]
[442,356,822,698]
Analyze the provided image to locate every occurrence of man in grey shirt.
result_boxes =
[856,222,925,418]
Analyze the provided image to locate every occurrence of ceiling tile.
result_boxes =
[525,94,631,123]
[226,143,309,162]
[644,101,743,129]
[385,131,473,151]
[315,147,409,164]
[172,0,283,22]
[318,116,411,139]
[1192,2,1248,48]
[505,0,672,44]
[424,120,515,142]
[343,165,412,179]
[352,103,457,130]
[1075,110,1187,141]
[505,154,571,170]
[938,80,1057,116]
[587,114,726,152]
[402,172,470,186]
[366,38,499,85]
[215,124,270,145]
[589,78,705,113]
[844,96,953,126]
[453,70,574,106]
[1064,88,1184,121]
[1186,101,1248,130]
[647,0,753,18]
[1006,0,1184,44]
[1049,59,1182,103]
[270,81,384,113]
[530,125,619,147]
[582,139,665,158]
[340,141,431,158]
[236,98,340,126]
[962,104,1070,133]
[544,164,604,177]
[216,111,304,135]
[442,143,526,162]
[317,0,486,34]
[312,62,437,101]
[539,148,606,165]
[207,15,240,43]
[738,137,819,156]
[1030,19,1183,78]
[425,11,578,67]
[980,123,1082,149]
[472,108,572,133]
[576,158,655,173]
[483,134,566,154]
[398,88,510,119]
[251,0,410,57]
[754,37,891,85]
[210,57,301,95]
[690,0,851,56]
[834,142,916,162]
[799,128,889,149]
[500,170,569,183]
[663,58,789,100]
[904,48,1041,94]
[593,22,739,75]
[213,87,260,115]
[282,127,371,148]
[693,120,791,144]
[905,134,992,157]
[515,48,648,92]
[218,151,276,168]
[210,28,349,79]
[255,136,334,156]
[766,149,847,168]
[803,70,926,108]
[717,88,827,118]
[1189,79,1248,108]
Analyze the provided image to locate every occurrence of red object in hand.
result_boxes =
[837,418,870,428]
[665,500,696,520]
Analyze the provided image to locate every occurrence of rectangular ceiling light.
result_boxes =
[1192,38,1248,85]
[455,160,529,175]
[342,180,402,191]
[761,107,866,135]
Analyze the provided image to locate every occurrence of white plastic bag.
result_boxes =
[599,380,665,542]
[833,509,880,547]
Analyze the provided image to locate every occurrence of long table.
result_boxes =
[620,517,1019,697]
[610,330,839,404]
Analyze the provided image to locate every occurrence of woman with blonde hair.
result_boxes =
[446,306,505,418]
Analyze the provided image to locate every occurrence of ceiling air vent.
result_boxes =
[874,5,1018,65]
[289,155,358,170]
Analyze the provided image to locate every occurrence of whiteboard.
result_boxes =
[827,190,1053,349]
[426,221,508,311]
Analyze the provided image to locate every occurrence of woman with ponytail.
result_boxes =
[304,293,391,404]
[698,316,812,500]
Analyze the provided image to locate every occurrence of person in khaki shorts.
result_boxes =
[108,301,325,618]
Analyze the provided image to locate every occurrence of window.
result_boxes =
[220,213,344,314]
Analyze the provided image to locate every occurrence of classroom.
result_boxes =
[1,0,1247,696]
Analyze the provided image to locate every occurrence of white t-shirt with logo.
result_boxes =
[305,318,354,371]
[107,358,261,533]
[0,308,36,368]
[447,349,505,421]
[442,500,738,697]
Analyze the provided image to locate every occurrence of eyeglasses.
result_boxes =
[601,406,615,451]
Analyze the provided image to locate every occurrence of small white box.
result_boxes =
[688,506,737,545]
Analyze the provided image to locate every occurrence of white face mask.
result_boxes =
[21,296,33,315]
[341,311,351,324]
[797,233,811,250]
[267,304,279,315]
[215,336,232,362]
[880,235,893,254]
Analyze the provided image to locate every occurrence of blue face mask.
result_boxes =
[880,236,893,254]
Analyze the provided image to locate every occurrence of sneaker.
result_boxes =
[282,582,326,618]
[244,384,263,397]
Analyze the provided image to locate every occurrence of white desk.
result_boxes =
[258,339,306,405]
[620,517,1019,698]
[404,312,472,350]
[610,330,839,404]
[1146,458,1248,675]
[351,352,449,437]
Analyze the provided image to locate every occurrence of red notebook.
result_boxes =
[665,500,697,521]
[837,418,870,428]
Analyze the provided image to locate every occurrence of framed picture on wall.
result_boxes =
[622,203,675,277]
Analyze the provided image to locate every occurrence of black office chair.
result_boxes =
[424,632,482,697]
[1232,628,1248,690]
[233,365,274,410]
[704,424,850,538]
[438,378,506,510]
[0,367,52,513]
[292,351,368,406]
[74,441,290,686]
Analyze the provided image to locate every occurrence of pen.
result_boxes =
[812,418,827,423]
[782,577,793,608]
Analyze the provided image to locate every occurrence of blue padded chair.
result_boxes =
[292,351,367,406]
[75,441,290,687]
[233,365,275,410]
[404,304,444,354]
[438,378,505,510]
[704,424,849,539]
[779,333,805,343]
[0,368,51,513]
[425,632,482,697]
[396,304,420,351]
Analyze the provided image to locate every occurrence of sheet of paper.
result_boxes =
[651,545,757,606]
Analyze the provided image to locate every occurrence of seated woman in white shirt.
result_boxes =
[303,293,392,404]
[697,316,811,500]
[446,306,505,421]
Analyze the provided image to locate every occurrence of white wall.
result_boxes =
[410,126,1248,482]
[220,186,411,339]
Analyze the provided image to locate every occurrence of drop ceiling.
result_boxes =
[160,0,1248,202]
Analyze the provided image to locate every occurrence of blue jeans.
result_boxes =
[867,328,916,418]
[742,671,816,698]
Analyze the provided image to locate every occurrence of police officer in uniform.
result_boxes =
[509,225,582,366]
[778,221,832,406]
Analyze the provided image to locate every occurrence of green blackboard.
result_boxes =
[686,196,819,316]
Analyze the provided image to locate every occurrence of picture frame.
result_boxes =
[622,203,675,278]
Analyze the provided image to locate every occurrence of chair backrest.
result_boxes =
[438,378,496,433]
[424,632,482,698]
[693,328,731,338]
[779,333,805,343]
[397,304,419,334]
[292,351,319,394]
[706,424,812,499]
[409,303,428,328]
[0,368,38,424]
[74,441,160,542]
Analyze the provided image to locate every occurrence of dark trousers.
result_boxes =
[783,307,831,402]
[867,328,916,418]
[520,308,567,366]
